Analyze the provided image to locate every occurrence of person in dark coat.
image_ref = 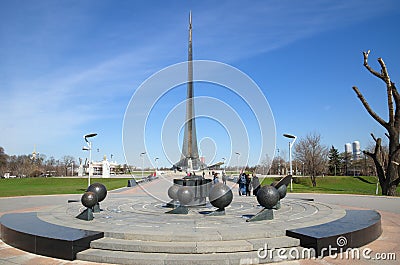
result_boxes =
[245,174,251,196]
[252,174,260,196]
[213,172,219,184]
[237,172,247,196]
[222,171,227,185]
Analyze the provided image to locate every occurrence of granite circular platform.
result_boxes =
[38,196,345,240]
[1,194,382,265]
[34,196,346,264]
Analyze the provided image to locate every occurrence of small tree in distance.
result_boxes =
[256,154,272,175]
[0,147,8,176]
[62,155,76,176]
[294,133,328,187]
[328,146,341,176]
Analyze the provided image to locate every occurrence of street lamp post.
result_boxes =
[154,157,159,173]
[283,133,297,192]
[222,157,226,170]
[235,152,241,174]
[83,133,97,187]
[277,148,280,175]
[140,152,146,178]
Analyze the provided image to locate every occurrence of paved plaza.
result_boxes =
[0,175,399,264]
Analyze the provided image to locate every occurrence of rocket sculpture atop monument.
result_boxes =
[175,11,205,171]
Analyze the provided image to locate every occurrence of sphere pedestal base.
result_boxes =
[93,203,101,213]
[206,208,225,216]
[164,200,179,208]
[165,205,189,214]
[246,208,273,222]
[76,207,94,221]
[273,201,281,210]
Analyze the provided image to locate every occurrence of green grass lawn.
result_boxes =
[1,176,399,197]
[0,177,130,197]
[260,176,400,196]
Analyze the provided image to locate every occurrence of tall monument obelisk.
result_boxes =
[175,11,204,171]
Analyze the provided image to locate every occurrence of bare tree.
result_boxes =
[270,156,285,175]
[353,50,400,195]
[62,155,76,176]
[7,155,37,177]
[294,133,328,187]
[256,154,272,175]
[0,147,8,176]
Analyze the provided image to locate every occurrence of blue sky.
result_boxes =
[1,0,399,168]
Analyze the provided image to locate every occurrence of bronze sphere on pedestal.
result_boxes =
[257,186,279,209]
[209,183,233,210]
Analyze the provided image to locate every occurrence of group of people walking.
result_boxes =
[237,173,260,196]
[211,171,227,184]
[200,170,261,197]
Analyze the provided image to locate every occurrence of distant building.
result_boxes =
[345,143,352,155]
[352,141,361,160]
[344,141,362,176]
[84,155,119,177]
[91,161,118,176]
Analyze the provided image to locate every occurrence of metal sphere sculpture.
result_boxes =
[81,191,98,208]
[168,184,180,201]
[277,184,287,199]
[87,183,107,202]
[177,186,194,206]
[257,185,279,209]
[209,183,233,210]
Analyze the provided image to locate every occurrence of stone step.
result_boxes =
[77,246,311,265]
[90,236,300,254]
[104,229,287,242]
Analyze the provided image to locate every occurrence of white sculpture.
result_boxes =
[188,158,193,173]
[102,155,111,178]
[78,158,84,177]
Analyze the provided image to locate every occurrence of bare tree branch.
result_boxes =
[371,133,378,142]
[377,57,395,125]
[392,82,400,103]
[392,82,400,128]
[353,86,387,128]
[363,150,373,157]
[391,176,400,186]
[363,50,383,79]
[364,137,386,186]
[375,137,382,153]
[393,144,400,157]
[378,57,391,84]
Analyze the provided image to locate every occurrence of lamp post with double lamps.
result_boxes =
[235,152,241,174]
[140,152,146,178]
[154,157,159,174]
[83,133,97,187]
[283,133,297,192]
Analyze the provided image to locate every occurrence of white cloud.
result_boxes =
[192,0,396,61]
[0,0,397,158]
